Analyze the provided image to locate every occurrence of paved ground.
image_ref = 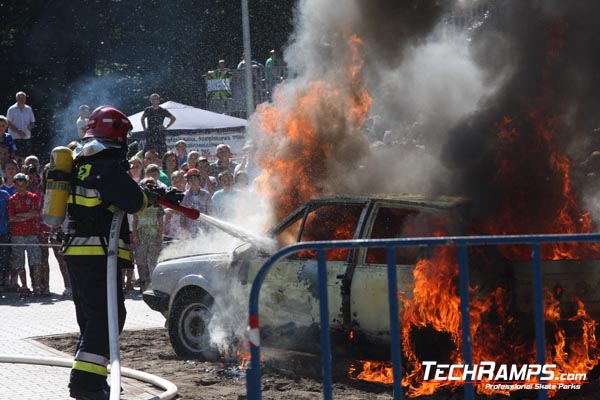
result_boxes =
[0,251,172,399]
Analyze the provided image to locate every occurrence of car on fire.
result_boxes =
[143,195,600,359]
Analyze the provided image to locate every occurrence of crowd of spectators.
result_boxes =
[0,90,260,299]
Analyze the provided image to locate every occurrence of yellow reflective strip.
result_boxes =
[107,204,118,213]
[67,195,102,207]
[117,248,131,260]
[64,246,105,256]
[72,360,108,377]
[64,245,131,260]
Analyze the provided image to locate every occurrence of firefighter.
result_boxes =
[63,105,158,400]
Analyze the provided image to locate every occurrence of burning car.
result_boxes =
[143,195,469,357]
[143,194,600,368]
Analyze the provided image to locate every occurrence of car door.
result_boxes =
[350,204,453,337]
[247,201,367,331]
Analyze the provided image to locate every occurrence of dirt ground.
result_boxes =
[37,327,396,400]
[37,328,600,400]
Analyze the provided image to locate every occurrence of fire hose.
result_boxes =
[103,188,186,399]
[0,206,177,399]
[107,209,124,400]
[1,187,269,399]
[154,191,277,252]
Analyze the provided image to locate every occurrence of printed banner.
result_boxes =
[165,130,246,160]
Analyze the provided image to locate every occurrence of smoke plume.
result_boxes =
[247,0,600,230]
[248,0,507,221]
[441,1,600,228]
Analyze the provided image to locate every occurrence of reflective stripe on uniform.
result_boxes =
[72,351,108,376]
[68,236,129,249]
[72,361,108,377]
[64,245,131,260]
[67,194,102,207]
[75,351,109,366]
[67,186,102,207]
[72,186,100,198]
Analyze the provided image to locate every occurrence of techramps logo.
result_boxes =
[422,361,585,391]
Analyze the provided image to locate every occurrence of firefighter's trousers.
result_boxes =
[66,256,126,391]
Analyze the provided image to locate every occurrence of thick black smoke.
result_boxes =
[439,1,600,227]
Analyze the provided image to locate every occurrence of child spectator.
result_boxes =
[208,144,239,184]
[8,172,42,297]
[124,157,144,290]
[22,154,40,174]
[197,156,217,195]
[161,150,179,185]
[211,171,238,220]
[170,170,186,192]
[185,150,201,170]
[1,159,18,195]
[131,177,165,292]
[0,177,10,292]
[180,168,213,237]
[0,116,17,162]
[143,150,170,186]
[26,164,43,196]
[175,140,188,166]
[163,170,185,242]
[128,157,144,183]
[144,164,168,189]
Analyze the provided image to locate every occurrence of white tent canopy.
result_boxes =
[128,101,247,157]
[128,100,246,133]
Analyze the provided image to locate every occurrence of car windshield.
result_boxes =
[274,202,365,261]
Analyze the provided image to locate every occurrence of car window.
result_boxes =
[298,203,364,261]
[276,217,303,247]
[365,207,449,265]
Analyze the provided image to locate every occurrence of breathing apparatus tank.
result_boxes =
[42,146,74,228]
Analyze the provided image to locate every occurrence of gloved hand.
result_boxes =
[141,185,160,206]
[162,187,185,206]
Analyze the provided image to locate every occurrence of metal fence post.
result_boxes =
[386,246,403,400]
[531,244,548,400]
[458,244,474,400]
[317,249,333,400]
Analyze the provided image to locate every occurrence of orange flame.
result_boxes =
[238,350,251,370]
[237,349,265,371]
[249,18,598,399]
[349,360,394,385]
[253,33,372,222]
[352,249,598,397]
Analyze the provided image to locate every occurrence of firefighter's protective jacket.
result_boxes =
[64,154,148,266]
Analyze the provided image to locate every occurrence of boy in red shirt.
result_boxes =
[8,172,42,297]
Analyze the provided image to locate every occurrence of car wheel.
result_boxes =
[168,289,220,360]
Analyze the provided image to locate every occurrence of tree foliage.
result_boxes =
[0,0,295,159]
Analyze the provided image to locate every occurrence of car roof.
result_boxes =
[303,194,471,211]
[271,194,472,235]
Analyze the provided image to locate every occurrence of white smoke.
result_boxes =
[247,0,509,199]
[163,0,515,358]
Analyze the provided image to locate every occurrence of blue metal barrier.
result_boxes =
[245,233,600,400]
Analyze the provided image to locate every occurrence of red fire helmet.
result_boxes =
[84,105,132,143]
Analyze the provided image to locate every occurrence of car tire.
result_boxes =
[168,289,220,360]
